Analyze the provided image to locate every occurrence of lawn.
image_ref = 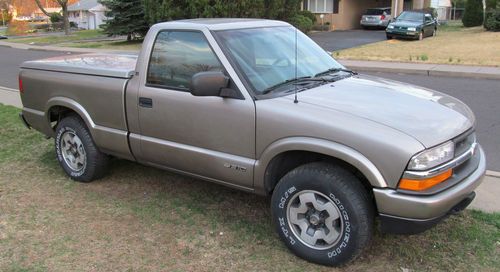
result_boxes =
[7,30,108,45]
[335,21,500,66]
[0,104,499,271]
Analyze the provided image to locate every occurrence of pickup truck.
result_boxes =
[19,19,485,266]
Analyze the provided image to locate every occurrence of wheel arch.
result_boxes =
[255,137,388,195]
[46,97,97,136]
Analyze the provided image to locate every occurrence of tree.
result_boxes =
[33,0,70,35]
[100,0,149,41]
[462,0,485,27]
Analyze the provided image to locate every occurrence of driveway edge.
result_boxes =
[339,60,500,80]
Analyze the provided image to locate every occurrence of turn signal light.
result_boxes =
[399,169,453,191]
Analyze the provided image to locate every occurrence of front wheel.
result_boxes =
[55,114,109,182]
[271,162,374,266]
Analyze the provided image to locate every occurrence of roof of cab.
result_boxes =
[152,18,290,31]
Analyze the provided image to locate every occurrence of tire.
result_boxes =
[271,162,374,266]
[55,114,109,182]
[386,34,393,40]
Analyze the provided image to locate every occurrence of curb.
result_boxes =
[339,60,500,80]
[486,170,500,179]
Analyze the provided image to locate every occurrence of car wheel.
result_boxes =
[386,34,393,40]
[271,162,374,266]
[55,114,109,182]
[418,31,424,41]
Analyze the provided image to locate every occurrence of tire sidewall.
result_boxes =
[271,168,363,266]
[55,123,87,179]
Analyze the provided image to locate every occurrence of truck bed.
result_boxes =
[21,53,137,79]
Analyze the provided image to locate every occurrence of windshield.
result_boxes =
[396,11,423,22]
[215,26,344,95]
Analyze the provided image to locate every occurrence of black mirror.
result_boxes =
[190,71,229,97]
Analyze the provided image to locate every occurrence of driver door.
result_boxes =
[136,30,256,188]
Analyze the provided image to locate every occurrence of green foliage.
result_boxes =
[49,13,62,23]
[288,14,313,33]
[99,0,149,40]
[298,10,316,24]
[462,0,484,27]
[484,9,500,31]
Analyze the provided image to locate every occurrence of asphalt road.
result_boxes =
[0,46,498,170]
[309,30,386,51]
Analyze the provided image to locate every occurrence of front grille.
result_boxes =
[454,131,476,157]
[394,26,407,30]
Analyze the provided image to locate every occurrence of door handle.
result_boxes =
[139,97,153,108]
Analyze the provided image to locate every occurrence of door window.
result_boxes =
[147,31,223,90]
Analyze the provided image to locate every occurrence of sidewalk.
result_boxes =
[0,85,499,213]
[340,60,500,80]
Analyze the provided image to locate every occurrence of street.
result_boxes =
[0,46,499,170]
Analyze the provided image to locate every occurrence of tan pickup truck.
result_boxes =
[19,19,485,266]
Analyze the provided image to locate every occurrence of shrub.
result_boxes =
[6,21,30,36]
[288,14,313,33]
[49,13,62,23]
[462,0,484,27]
[484,9,500,31]
[297,10,316,24]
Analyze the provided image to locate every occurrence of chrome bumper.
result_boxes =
[373,145,486,219]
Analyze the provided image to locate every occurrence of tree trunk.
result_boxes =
[62,4,70,35]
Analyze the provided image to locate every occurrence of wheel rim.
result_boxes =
[60,131,86,172]
[287,190,343,250]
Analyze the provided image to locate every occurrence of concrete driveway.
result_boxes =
[309,30,386,52]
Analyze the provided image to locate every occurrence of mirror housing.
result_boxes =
[190,71,229,97]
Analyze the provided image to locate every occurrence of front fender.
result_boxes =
[254,137,388,195]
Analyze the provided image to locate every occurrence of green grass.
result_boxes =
[7,30,106,45]
[0,103,499,271]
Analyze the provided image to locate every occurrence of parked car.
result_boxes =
[386,10,438,40]
[0,35,7,39]
[360,7,392,29]
[15,16,33,22]
[19,19,484,267]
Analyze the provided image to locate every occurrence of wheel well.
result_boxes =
[48,106,78,130]
[264,151,375,205]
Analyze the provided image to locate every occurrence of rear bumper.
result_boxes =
[361,20,388,27]
[374,146,486,233]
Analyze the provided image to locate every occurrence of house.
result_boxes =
[302,0,437,30]
[430,0,452,21]
[67,0,109,30]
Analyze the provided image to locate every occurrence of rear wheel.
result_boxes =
[271,162,374,266]
[55,114,109,182]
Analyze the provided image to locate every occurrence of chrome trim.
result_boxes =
[403,142,477,179]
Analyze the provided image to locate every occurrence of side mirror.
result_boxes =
[190,71,229,97]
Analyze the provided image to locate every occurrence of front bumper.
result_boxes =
[386,29,419,39]
[374,145,486,233]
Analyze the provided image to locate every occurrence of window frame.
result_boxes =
[145,29,226,92]
[307,0,335,14]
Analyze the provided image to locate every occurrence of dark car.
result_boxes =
[0,35,7,40]
[386,10,437,40]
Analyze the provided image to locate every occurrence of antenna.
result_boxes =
[293,26,299,104]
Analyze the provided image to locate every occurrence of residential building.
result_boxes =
[302,0,437,30]
[68,0,109,30]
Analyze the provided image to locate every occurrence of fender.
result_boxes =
[45,97,134,160]
[254,137,388,195]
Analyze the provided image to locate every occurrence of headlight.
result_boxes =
[387,25,394,29]
[407,141,454,170]
[407,27,417,31]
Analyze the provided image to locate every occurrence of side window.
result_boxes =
[147,31,223,90]
[425,14,432,22]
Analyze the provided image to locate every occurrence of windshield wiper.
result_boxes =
[314,68,358,78]
[261,76,326,95]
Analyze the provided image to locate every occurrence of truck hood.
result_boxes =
[284,75,474,148]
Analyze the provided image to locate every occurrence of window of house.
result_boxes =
[146,31,223,90]
[307,0,337,14]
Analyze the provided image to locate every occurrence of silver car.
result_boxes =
[361,7,392,29]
